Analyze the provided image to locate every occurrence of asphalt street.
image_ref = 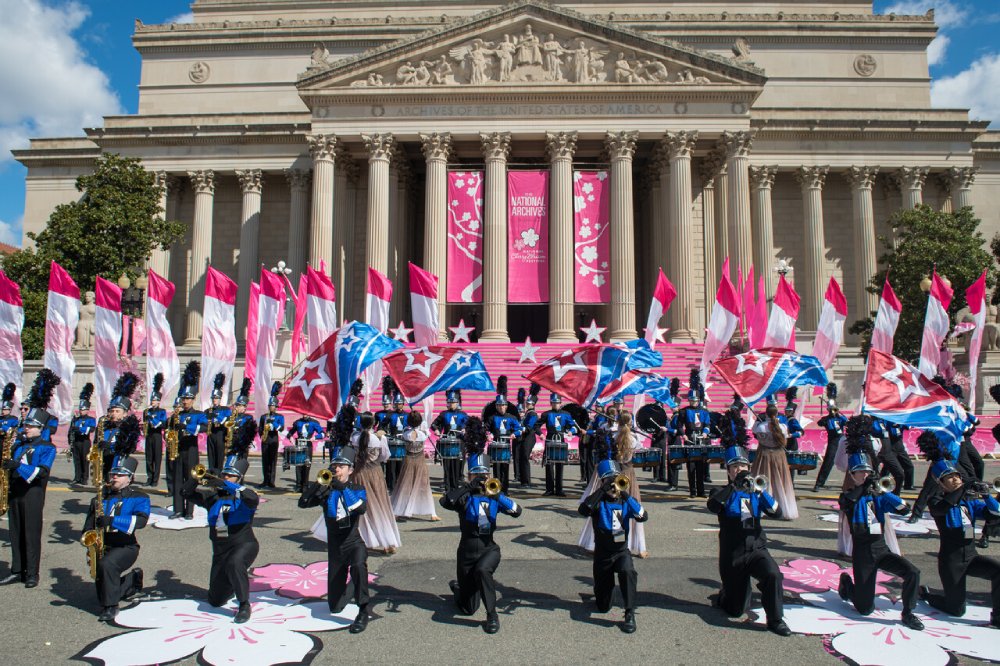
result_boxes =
[2,456,998,665]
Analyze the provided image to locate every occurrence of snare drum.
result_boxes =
[544,439,569,464]
[437,435,462,460]
[388,437,406,461]
[787,451,819,471]
[705,446,725,464]
[685,446,706,461]
[633,448,663,468]
[285,444,311,467]
[488,437,512,463]
[668,447,688,465]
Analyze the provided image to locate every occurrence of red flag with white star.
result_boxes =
[526,344,633,407]
[382,345,494,403]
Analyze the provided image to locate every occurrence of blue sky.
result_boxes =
[1,0,998,247]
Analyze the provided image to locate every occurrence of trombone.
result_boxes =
[191,464,223,485]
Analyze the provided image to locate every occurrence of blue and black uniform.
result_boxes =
[142,407,167,486]
[671,405,711,497]
[871,418,906,494]
[584,412,611,481]
[69,412,97,484]
[814,411,848,489]
[258,411,285,488]
[515,405,538,487]
[486,414,523,491]
[579,482,648,614]
[83,484,150,609]
[536,409,579,496]
[288,416,325,492]
[171,409,208,519]
[5,434,56,583]
[205,403,233,472]
[431,409,469,492]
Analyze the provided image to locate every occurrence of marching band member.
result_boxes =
[169,362,209,520]
[374,380,393,434]
[870,417,906,494]
[637,397,671,487]
[258,383,284,489]
[182,456,259,624]
[960,402,985,482]
[921,447,1000,628]
[536,392,579,497]
[142,374,167,488]
[299,445,371,633]
[83,454,149,623]
[782,389,805,478]
[707,444,790,637]
[515,385,540,489]
[1,370,59,588]
[205,374,232,472]
[0,384,18,438]
[230,379,256,460]
[483,376,523,491]
[69,383,96,486]
[671,374,712,498]
[837,443,924,631]
[390,410,439,521]
[813,383,847,491]
[440,418,522,634]
[384,387,408,493]
[349,410,400,553]
[751,396,798,520]
[582,403,609,482]
[884,421,914,490]
[99,373,140,478]
[287,413,325,493]
[431,389,468,492]
[578,458,648,633]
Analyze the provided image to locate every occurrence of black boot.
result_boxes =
[901,611,924,631]
[767,620,791,637]
[98,605,119,623]
[234,602,251,624]
[483,612,500,634]
[350,607,369,634]
[838,573,851,602]
[621,609,636,634]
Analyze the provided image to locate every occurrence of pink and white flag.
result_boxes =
[573,171,610,303]
[507,170,549,303]
[93,277,123,416]
[44,262,80,421]
[0,269,23,403]
[870,276,902,354]
[447,171,484,303]
[290,274,307,364]
[363,267,393,404]
[966,269,988,407]
[918,271,954,379]
[199,267,237,409]
[119,316,146,357]
[741,266,755,343]
[145,269,179,402]
[252,269,284,419]
[750,276,768,348]
[245,282,260,388]
[409,262,439,347]
[306,266,337,355]
[644,268,676,345]
[700,266,741,381]
[812,277,848,369]
[763,274,801,350]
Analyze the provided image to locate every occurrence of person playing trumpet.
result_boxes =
[440,418,522,634]
[578,459,648,633]
[298,446,370,633]
[707,444,790,637]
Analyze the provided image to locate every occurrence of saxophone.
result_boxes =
[81,437,105,580]
[0,426,16,516]
[222,412,237,455]
[166,407,180,462]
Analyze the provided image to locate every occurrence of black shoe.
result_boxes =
[0,574,20,585]
[906,513,921,524]
[838,573,850,602]
[542,490,554,496]
[99,605,119,624]
[813,484,824,492]
[169,512,183,519]
[991,612,1000,629]
[483,613,500,634]
[919,584,930,602]
[183,514,194,521]
[123,568,143,600]
[697,492,708,498]
[234,602,251,624]
[350,609,369,633]
[689,493,696,498]
[24,576,38,589]
[901,611,924,631]
[621,609,636,634]
[555,491,567,497]
[448,580,461,599]
[767,620,792,637]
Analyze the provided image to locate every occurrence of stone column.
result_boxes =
[308,134,337,278]
[151,172,173,278]
[721,131,754,275]
[393,154,411,318]
[796,166,830,328]
[749,165,778,296]
[699,164,718,310]
[185,170,215,345]
[420,132,452,340]
[545,131,578,341]
[235,169,263,338]
[332,148,355,323]
[480,132,512,341]
[285,169,311,288]
[946,166,978,211]
[648,156,665,323]
[386,152,401,316]
[844,166,880,316]
[663,131,698,340]
[713,159,729,269]
[606,131,638,341]
[895,167,928,209]
[362,133,394,277]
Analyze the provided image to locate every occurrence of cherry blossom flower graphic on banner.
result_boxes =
[573,171,610,303]
[507,170,549,302]
[752,590,1000,666]
[446,171,484,303]
[82,593,356,666]
[780,558,892,597]
[250,561,380,599]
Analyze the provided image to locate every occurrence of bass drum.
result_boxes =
[562,403,590,431]
[636,403,667,434]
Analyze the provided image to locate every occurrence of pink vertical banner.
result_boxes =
[573,170,610,303]
[507,170,549,303]
[446,171,484,303]
[93,276,123,417]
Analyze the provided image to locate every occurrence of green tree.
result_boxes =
[1,153,185,359]
[850,205,996,361]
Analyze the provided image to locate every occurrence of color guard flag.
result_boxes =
[306,266,338,356]
[363,268,393,405]
[763,274,800,350]
[528,344,634,407]
[145,270,179,403]
[44,261,80,421]
[93,277,122,416]
[712,347,829,406]
[870,275,902,354]
[750,275,768,348]
[699,265,741,382]
[409,262,439,347]
[291,274,307,364]
[253,269,285,419]
[244,281,260,390]
[965,269,987,408]
[918,271,953,379]
[599,369,677,407]
[0,269,23,404]
[383,346,494,404]
[199,267,237,409]
[812,277,848,370]
[643,268,676,346]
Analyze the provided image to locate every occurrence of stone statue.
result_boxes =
[732,37,752,62]
[570,40,592,82]
[640,59,670,82]
[614,53,640,83]
[310,43,332,68]
[75,291,96,350]
[430,55,452,84]
[496,34,516,82]
[396,61,418,85]
[516,24,542,66]
[542,33,565,81]
[468,39,492,85]
[414,61,433,85]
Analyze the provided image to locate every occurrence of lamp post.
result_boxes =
[118,273,147,356]
[270,261,293,330]
[774,258,793,280]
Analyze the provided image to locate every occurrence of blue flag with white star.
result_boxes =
[384,346,495,404]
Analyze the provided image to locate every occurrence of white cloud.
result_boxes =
[927,34,949,66]
[0,216,23,247]
[167,12,194,24]
[882,1,968,28]
[0,0,122,164]
[931,52,1000,125]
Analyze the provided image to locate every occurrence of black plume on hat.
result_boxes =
[332,404,357,449]
[231,418,256,456]
[497,375,508,398]
[151,372,164,398]
[462,416,487,455]
[825,382,838,400]
[112,372,139,402]
[916,430,944,462]
[989,384,1000,406]
[669,377,681,400]
[270,381,281,398]
[382,376,395,399]
[529,382,541,399]
[79,382,94,403]
[785,387,799,403]
[2,382,16,404]
[115,414,141,457]
[350,378,364,398]
[28,368,61,409]
[182,361,200,390]
[238,377,252,400]
[517,387,526,404]
[844,415,872,455]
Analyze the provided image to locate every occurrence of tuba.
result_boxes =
[81,440,106,580]
[0,426,16,516]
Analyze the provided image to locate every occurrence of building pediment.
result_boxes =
[297,0,765,93]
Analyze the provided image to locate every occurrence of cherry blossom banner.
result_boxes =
[507,170,549,303]
[573,170,610,303]
[446,171,483,303]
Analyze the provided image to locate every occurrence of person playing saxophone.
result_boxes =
[229,379,256,461]
[257,383,284,490]
[170,362,209,520]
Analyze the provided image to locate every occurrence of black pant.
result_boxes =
[171,441,199,518]
[651,435,668,483]
[208,536,260,606]
[687,459,707,496]
[545,462,564,495]
[891,437,915,489]
[844,542,920,614]
[443,456,463,493]
[385,458,402,493]
[261,437,278,486]
[145,432,163,486]
[878,442,905,495]
[927,553,1000,617]
[454,537,501,617]
[492,461,510,492]
[594,545,637,611]
[8,486,46,578]
[719,547,784,625]
[815,436,840,487]
[580,437,594,482]
[207,429,226,471]
[962,439,985,481]
[71,436,91,484]
[294,443,314,490]
[329,541,369,613]
[516,434,534,486]
[96,544,140,607]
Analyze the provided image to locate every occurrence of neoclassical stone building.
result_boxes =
[14,0,1000,348]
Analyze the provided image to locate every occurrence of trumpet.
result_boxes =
[483,477,503,497]
[740,473,769,493]
[191,463,223,485]
[972,477,1000,496]
[871,475,895,495]
[317,468,334,486]
[607,473,630,498]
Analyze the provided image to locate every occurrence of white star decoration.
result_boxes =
[642,326,669,344]
[402,347,443,377]
[336,326,361,352]
[289,354,332,400]
[881,358,930,403]
[580,319,606,343]
[452,351,474,370]
[390,321,413,343]
[517,337,540,364]
[448,319,475,344]
[549,350,588,382]
[734,351,768,376]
